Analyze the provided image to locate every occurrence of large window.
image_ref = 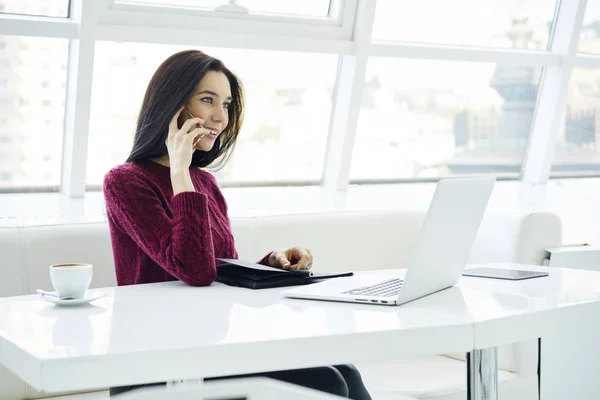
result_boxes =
[350,58,541,181]
[86,42,337,185]
[0,0,69,18]
[578,0,600,54]
[372,0,557,50]
[551,68,600,176]
[1,0,597,194]
[0,35,68,189]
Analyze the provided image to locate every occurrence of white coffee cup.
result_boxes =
[49,263,93,299]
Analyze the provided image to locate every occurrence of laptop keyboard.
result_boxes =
[341,278,404,297]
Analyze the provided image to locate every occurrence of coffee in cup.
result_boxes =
[49,263,93,299]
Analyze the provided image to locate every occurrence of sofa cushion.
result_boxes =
[249,211,561,275]
[230,216,262,261]
[19,223,116,294]
[467,211,561,266]
[0,228,25,296]
[357,356,538,400]
[250,211,425,273]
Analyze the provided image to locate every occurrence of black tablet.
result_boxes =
[462,267,549,281]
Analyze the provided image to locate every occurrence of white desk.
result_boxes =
[1,263,599,400]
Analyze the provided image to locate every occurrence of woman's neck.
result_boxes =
[151,156,170,167]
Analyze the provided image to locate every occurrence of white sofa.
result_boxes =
[0,209,562,400]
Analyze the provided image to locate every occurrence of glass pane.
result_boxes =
[117,0,331,17]
[350,58,541,181]
[372,0,557,50]
[0,35,68,189]
[0,0,69,18]
[551,68,600,176]
[86,43,336,185]
[577,1,600,54]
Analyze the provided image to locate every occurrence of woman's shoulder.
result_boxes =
[104,162,140,185]
[103,161,167,192]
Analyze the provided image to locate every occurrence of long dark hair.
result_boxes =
[126,50,244,169]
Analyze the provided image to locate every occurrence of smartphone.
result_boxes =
[184,108,203,130]
[462,267,549,281]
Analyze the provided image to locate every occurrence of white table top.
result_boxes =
[461,263,600,349]
[1,263,600,393]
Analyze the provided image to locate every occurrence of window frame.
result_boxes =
[101,0,356,41]
[0,0,71,19]
[0,0,598,195]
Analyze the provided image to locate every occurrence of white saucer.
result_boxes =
[39,290,106,307]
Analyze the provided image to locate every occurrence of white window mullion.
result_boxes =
[370,43,562,67]
[521,0,588,185]
[338,0,358,40]
[99,0,354,41]
[321,0,376,192]
[0,14,78,39]
[95,25,354,55]
[60,0,103,197]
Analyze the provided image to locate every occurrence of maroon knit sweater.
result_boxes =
[103,160,271,286]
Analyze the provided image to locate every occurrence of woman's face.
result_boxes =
[179,70,232,152]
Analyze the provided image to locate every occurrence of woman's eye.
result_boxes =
[223,103,230,109]
[201,97,213,104]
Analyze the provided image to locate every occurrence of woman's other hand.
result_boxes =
[268,246,313,270]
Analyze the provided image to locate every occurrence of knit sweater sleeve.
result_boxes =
[103,168,216,286]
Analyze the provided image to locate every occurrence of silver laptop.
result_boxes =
[282,176,496,306]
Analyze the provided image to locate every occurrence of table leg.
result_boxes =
[537,338,541,399]
[466,347,498,400]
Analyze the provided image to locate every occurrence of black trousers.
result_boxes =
[110,364,372,399]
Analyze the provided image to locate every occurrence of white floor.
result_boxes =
[1,177,599,246]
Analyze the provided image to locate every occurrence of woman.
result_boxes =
[103,50,372,399]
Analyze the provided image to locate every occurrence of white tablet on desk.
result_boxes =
[462,267,549,281]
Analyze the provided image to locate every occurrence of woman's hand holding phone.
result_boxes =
[166,107,209,170]
[166,107,210,195]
